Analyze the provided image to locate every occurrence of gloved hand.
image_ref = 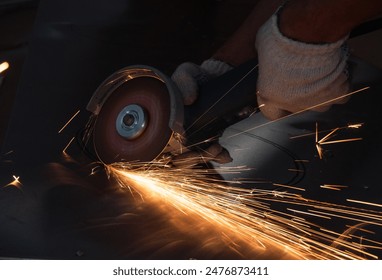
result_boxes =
[255,12,350,120]
[171,58,234,165]
[171,58,233,105]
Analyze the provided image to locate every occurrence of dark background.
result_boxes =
[0,0,382,259]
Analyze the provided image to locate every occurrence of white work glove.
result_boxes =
[255,13,350,120]
[171,58,233,105]
[171,59,233,165]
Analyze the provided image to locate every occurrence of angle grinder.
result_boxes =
[86,59,259,164]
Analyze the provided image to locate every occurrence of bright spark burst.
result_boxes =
[315,122,363,159]
[108,162,382,260]
[3,175,22,190]
[0,61,9,74]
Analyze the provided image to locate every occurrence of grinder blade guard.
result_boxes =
[87,66,184,164]
[87,60,259,164]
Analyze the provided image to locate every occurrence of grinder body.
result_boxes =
[183,59,259,150]
[87,59,259,164]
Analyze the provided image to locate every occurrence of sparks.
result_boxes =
[90,165,102,176]
[228,87,369,139]
[62,136,75,154]
[3,175,22,190]
[315,122,362,159]
[108,162,382,260]
[347,199,382,208]
[347,123,363,129]
[290,123,364,140]
[185,64,259,134]
[58,109,81,133]
[86,66,379,259]
[321,184,349,191]
[0,61,9,74]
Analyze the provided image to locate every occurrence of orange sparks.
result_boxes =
[320,184,349,191]
[347,123,363,129]
[290,123,364,140]
[90,165,102,176]
[287,208,331,220]
[315,122,362,159]
[4,175,22,189]
[0,61,9,74]
[62,136,75,154]
[58,109,81,133]
[185,64,259,134]
[89,74,376,259]
[228,87,369,139]
[347,199,382,208]
[108,162,382,260]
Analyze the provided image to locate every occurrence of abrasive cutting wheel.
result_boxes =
[93,76,175,164]
[88,60,259,165]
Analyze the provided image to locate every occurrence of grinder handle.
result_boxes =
[183,59,259,147]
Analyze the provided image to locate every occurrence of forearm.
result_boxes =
[280,0,382,43]
[213,0,382,65]
[213,0,283,66]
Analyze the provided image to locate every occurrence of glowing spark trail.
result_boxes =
[0,61,9,73]
[273,183,305,192]
[320,185,348,191]
[3,175,22,190]
[347,199,382,208]
[315,122,362,159]
[62,136,75,154]
[109,163,382,260]
[185,64,259,134]
[290,123,363,140]
[228,87,369,139]
[58,109,81,133]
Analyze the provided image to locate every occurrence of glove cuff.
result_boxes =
[255,13,350,120]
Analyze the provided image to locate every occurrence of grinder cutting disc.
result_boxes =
[93,76,173,164]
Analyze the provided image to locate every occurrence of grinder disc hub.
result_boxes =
[116,104,147,140]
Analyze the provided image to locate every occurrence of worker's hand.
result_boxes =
[255,12,350,120]
[171,58,233,105]
[171,59,233,165]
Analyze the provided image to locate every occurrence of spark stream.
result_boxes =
[112,266,197,276]
[109,163,382,260]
